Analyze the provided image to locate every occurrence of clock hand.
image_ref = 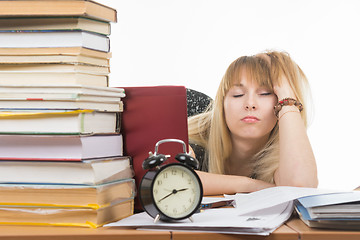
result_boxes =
[157,188,189,203]
[158,189,176,203]
[176,188,188,192]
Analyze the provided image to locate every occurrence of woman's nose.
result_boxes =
[245,95,257,110]
[245,105,256,110]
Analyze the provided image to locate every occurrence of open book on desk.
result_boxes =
[105,186,348,235]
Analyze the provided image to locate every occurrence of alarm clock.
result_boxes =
[139,139,203,223]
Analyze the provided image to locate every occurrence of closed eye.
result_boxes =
[233,94,244,97]
[260,92,272,96]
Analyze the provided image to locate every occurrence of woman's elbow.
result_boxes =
[275,174,319,188]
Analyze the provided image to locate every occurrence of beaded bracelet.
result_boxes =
[274,98,303,118]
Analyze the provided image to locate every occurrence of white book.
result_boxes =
[0,72,108,87]
[0,157,133,185]
[0,84,124,95]
[0,54,109,66]
[0,109,119,134]
[0,85,125,98]
[0,134,123,161]
[0,30,110,52]
[0,63,110,75]
[0,99,123,112]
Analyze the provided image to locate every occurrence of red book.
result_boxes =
[120,86,189,210]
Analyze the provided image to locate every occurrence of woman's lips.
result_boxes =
[241,116,260,123]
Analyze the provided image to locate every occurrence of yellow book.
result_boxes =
[0,179,135,207]
[0,199,134,228]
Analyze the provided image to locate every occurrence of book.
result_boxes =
[0,17,111,35]
[0,30,110,52]
[295,199,360,230]
[0,72,108,87]
[0,93,123,102]
[0,0,117,23]
[120,86,189,210]
[0,156,133,185]
[0,134,123,161]
[0,63,110,75]
[0,85,124,97]
[0,54,109,66]
[0,179,135,207]
[297,192,360,219]
[0,109,120,134]
[0,198,134,228]
[0,99,123,112]
[0,47,112,59]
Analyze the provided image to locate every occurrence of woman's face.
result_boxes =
[224,73,278,141]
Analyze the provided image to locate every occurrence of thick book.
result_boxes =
[0,0,117,22]
[0,98,123,112]
[0,47,112,59]
[297,192,360,219]
[0,109,120,134]
[0,17,111,35]
[0,63,110,75]
[0,134,123,161]
[0,179,135,207]
[0,30,110,52]
[0,85,124,97]
[0,53,109,66]
[0,72,108,87]
[120,86,189,210]
[0,198,133,228]
[295,200,360,230]
[0,156,133,185]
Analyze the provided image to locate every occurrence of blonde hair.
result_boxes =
[188,50,310,183]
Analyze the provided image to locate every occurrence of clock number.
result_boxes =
[163,172,168,179]
[187,178,192,184]
[171,169,177,175]
[157,180,162,186]
[173,208,177,214]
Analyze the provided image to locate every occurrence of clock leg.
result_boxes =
[154,214,161,223]
[189,216,194,222]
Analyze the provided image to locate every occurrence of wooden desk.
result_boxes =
[0,224,298,240]
[2,218,360,240]
[286,218,360,240]
[172,224,298,240]
[0,225,171,240]
[0,225,298,240]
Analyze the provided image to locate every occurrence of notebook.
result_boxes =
[120,86,189,210]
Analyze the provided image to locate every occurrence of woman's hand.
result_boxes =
[273,75,296,101]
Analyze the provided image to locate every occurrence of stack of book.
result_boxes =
[295,191,360,230]
[0,0,135,228]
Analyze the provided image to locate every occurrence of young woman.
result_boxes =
[188,51,318,195]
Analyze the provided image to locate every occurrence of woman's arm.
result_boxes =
[273,79,318,188]
[196,171,275,195]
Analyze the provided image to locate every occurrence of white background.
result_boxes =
[98,0,360,190]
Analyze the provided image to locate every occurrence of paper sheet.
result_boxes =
[105,200,293,235]
[234,186,344,215]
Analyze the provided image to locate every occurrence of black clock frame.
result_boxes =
[139,162,203,222]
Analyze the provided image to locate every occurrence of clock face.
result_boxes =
[152,164,202,220]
